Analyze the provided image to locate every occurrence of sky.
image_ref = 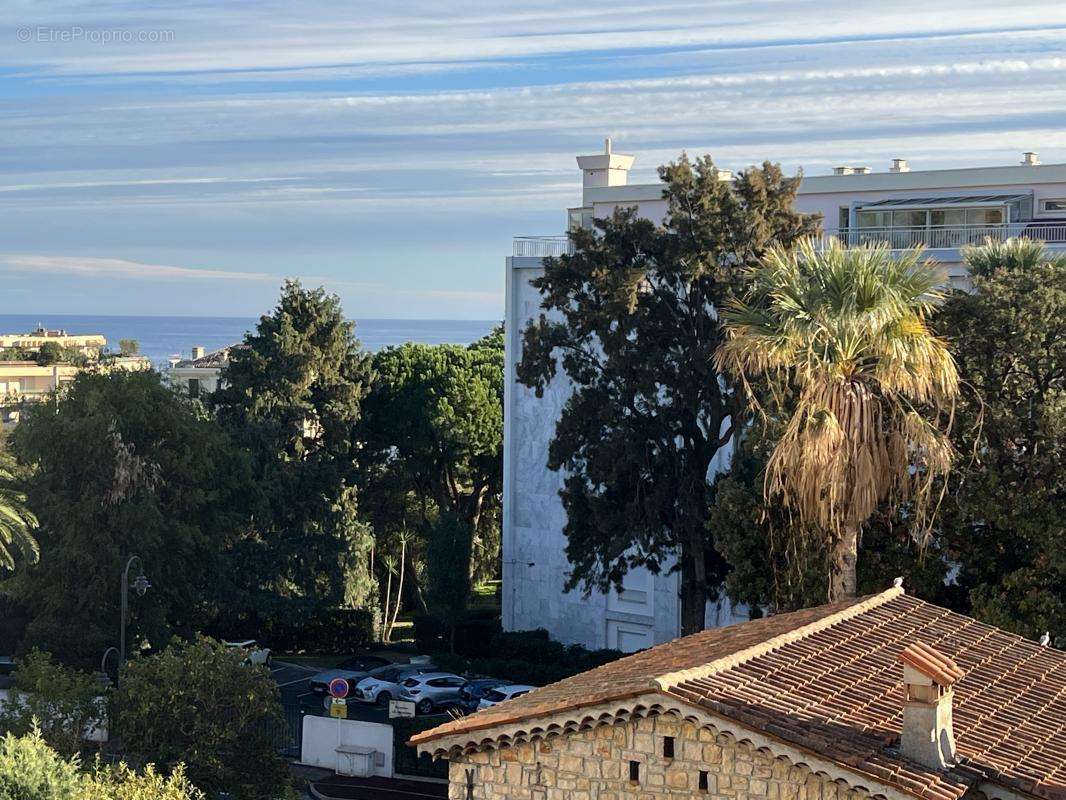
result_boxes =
[2,2,1066,319]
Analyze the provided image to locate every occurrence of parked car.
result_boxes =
[308,655,392,695]
[352,664,436,706]
[224,640,271,667]
[398,672,468,715]
[458,678,507,710]
[478,684,536,709]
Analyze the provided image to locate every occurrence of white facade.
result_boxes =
[503,145,1066,652]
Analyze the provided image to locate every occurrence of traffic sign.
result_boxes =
[328,677,349,699]
[329,697,348,719]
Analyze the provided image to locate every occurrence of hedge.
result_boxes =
[259,608,375,653]
[412,609,501,657]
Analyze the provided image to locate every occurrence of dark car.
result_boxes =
[458,678,506,710]
[308,655,392,695]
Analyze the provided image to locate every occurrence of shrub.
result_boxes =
[259,607,374,653]
[85,762,204,800]
[0,727,83,800]
[114,635,291,800]
[413,609,502,659]
[0,650,105,758]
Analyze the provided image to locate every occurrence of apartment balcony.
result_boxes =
[514,222,1066,263]
[825,222,1066,250]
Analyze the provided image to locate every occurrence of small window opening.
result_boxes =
[699,771,709,792]
[663,736,675,758]
[629,760,640,782]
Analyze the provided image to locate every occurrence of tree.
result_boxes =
[6,371,254,667]
[360,333,503,608]
[212,280,375,622]
[113,636,291,800]
[935,238,1065,643]
[117,339,140,356]
[35,342,65,366]
[715,240,959,600]
[517,156,818,634]
[0,448,38,573]
[425,514,474,650]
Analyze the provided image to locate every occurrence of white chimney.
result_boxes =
[832,166,871,175]
[890,158,910,173]
[191,346,205,360]
[1022,152,1040,166]
[898,642,963,770]
[577,138,635,204]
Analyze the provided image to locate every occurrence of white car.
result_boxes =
[478,684,536,709]
[224,640,271,667]
[352,664,435,706]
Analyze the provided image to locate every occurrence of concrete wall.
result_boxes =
[445,713,873,800]
[300,715,393,778]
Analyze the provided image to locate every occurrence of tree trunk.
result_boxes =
[679,528,707,636]
[831,524,860,601]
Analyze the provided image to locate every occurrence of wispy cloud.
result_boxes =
[0,254,278,283]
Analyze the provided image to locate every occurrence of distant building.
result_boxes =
[504,144,1066,652]
[0,356,149,427]
[168,345,244,398]
[0,326,106,356]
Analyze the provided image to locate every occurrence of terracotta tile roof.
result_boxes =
[412,589,1066,800]
[899,641,966,686]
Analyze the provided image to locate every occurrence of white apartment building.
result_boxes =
[503,143,1066,653]
[167,344,244,398]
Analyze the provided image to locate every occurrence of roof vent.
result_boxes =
[890,158,910,173]
[1022,152,1040,166]
[898,642,963,769]
[832,166,870,175]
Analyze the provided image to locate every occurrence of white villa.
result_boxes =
[502,143,1066,653]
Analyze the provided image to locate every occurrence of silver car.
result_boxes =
[352,664,435,706]
[397,672,468,715]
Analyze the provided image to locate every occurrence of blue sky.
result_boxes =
[2,2,1065,318]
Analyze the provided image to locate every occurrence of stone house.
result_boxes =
[411,585,1065,800]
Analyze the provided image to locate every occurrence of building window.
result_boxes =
[629,760,640,783]
[1041,199,1066,213]
[699,770,710,792]
[663,736,675,758]
[838,206,850,233]
[187,378,201,398]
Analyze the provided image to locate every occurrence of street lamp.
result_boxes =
[119,555,150,684]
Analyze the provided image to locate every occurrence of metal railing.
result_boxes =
[827,222,1066,250]
[513,236,572,257]
[514,223,1066,259]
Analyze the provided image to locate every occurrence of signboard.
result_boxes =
[329,697,348,719]
[388,699,416,719]
[328,677,349,699]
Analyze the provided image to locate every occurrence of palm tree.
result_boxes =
[0,451,38,572]
[715,239,959,599]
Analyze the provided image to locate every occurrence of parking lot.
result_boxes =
[269,660,420,724]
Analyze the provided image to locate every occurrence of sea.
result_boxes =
[0,315,499,368]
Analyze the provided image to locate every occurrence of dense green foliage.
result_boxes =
[0,728,203,800]
[360,332,504,621]
[936,239,1065,643]
[0,727,83,800]
[113,636,291,800]
[517,155,819,633]
[212,280,376,630]
[0,446,38,573]
[5,371,254,667]
[0,651,104,758]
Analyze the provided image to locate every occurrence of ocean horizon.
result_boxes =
[0,314,499,368]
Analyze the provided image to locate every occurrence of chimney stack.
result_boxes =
[577,138,635,204]
[890,158,910,173]
[898,642,964,770]
[832,166,871,175]
[1022,151,1040,166]
[191,346,205,360]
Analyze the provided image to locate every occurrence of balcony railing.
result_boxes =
[513,236,572,257]
[826,222,1066,250]
[514,223,1066,259]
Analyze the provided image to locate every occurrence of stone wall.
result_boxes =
[445,713,872,800]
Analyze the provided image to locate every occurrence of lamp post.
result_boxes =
[119,555,150,684]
